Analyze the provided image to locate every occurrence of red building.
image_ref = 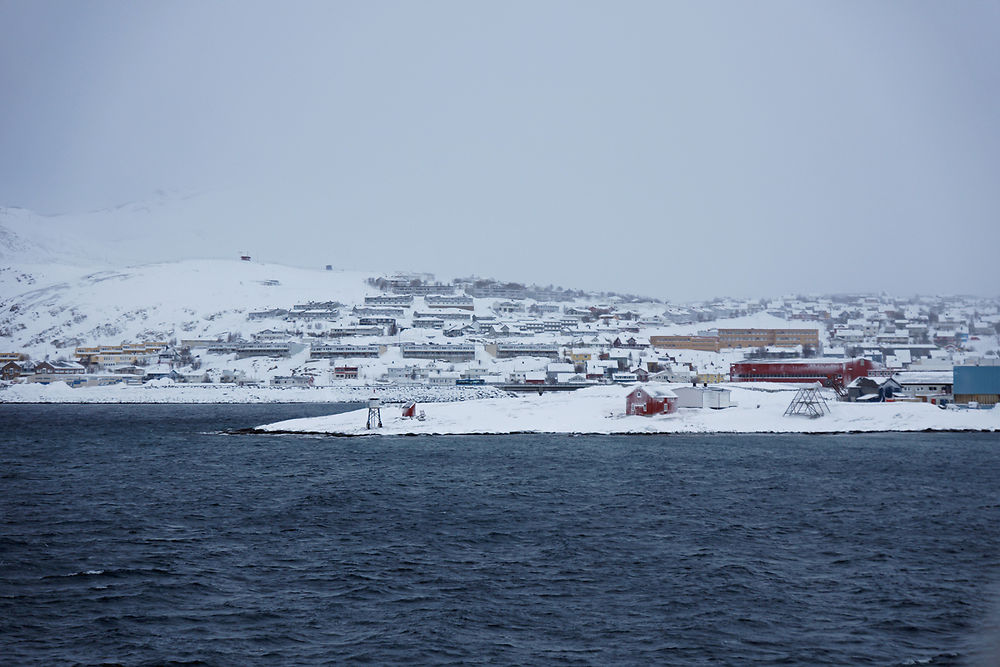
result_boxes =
[729,358,876,385]
[626,386,678,416]
[1,360,24,381]
[333,366,359,379]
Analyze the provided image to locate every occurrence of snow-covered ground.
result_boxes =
[0,380,505,404]
[254,384,1000,436]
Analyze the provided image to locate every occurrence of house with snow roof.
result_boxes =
[626,385,678,415]
[846,376,902,402]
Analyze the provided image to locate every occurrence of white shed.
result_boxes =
[673,385,732,409]
[704,387,731,409]
[674,386,707,408]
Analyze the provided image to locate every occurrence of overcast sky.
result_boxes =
[1,1,998,299]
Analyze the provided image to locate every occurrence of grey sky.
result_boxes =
[2,0,998,299]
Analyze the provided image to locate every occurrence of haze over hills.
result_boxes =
[1,191,997,373]
[0,189,624,295]
[1,188,997,415]
[0,196,590,360]
[0,190,667,361]
[0,195,754,371]
[1,190,298,268]
[4,186,996,302]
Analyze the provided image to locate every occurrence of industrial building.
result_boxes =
[953,365,1000,405]
[729,358,875,386]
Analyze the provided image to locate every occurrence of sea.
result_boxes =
[2,403,1000,666]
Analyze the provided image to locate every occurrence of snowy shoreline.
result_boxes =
[0,382,507,404]
[238,427,997,437]
[5,381,998,436]
[250,384,1000,436]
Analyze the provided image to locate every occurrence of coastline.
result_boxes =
[0,382,507,404]
[5,381,997,436]
[232,427,998,437]
[250,384,1000,437]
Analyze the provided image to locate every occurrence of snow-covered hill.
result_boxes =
[0,192,393,357]
[0,189,296,268]
[0,258,377,357]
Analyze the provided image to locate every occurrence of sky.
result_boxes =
[1,0,999,300]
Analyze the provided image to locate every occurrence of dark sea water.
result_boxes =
[2,403,1000,666]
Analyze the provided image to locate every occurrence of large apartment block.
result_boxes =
[717,328,819,349]
[401,344,476,361]
[649,335,721,352]
[486,343,561,359]
[425,295,474,310]
[74,341,168,366]
[650,328,820,353]
[310,344,384,359]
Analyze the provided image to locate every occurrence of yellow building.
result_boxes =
[717,328,819,349]
[650,336,720,352]
[75,341,165,367]
[74,347,101,364]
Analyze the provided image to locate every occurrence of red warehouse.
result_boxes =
[729,358,876,385]
[626,386,678,416]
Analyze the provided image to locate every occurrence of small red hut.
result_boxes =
[626,386,678,416]
[402,401,417,418]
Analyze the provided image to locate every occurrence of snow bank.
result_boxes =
[0,382,506,404]
[254,384,1000,435]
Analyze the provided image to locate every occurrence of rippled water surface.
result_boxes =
[3,403,1000,665]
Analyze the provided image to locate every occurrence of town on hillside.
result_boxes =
[2,273,999,407]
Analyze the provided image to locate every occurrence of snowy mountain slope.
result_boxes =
[0,190,271,268]
[0,193,401,358]
[0,209,92,265]
[0,258,377,357]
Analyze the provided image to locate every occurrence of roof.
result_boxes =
[892,371,952,386]
[43,360,86,370]
[734,358,864,365]
[674,385,731,395]
[847,376,901,389]
[628,385,677,399]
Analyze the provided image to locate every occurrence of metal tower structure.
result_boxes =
[366,397,383,429]
[784,385,830,418]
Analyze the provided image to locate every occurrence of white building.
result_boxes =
[271,375,311,387]
[673,386,732,409]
